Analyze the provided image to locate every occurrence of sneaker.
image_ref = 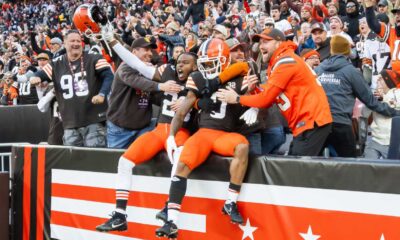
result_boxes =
[155,221,178,238]
[222,202,243,224]
[96,211,128,232]
[155,202,168,223]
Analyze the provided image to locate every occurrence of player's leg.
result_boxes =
[96,127,165,232]
[213,132,249,224]
[156,129,219,238]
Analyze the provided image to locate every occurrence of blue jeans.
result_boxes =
[246,126,286,155]
[106,119,157,149]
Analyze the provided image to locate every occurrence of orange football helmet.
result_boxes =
[73,4,108,39]
[197,38,231,79]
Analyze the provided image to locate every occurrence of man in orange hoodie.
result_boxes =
[217,28,333,156]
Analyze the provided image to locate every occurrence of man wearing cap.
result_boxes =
[35,53,50,69]
[227,37,288,155]
[365,0,400,81]
[217,28,333,156]
[311,22,331,61]
[106,37,182,148]
[315,35,400,157]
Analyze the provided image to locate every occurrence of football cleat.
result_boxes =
[155,221,178,238]
[222,202,244,224]
[96,211,127,232]
[155,202,168,223]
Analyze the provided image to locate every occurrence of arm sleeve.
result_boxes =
[351,69,398,117]
[239,83,282,108]
[97,67,114,96]
[366,6,383,35]
[117,64,159,92]
[112,42,156,79]
[135,23,147,37]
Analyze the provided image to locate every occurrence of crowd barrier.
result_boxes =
[11,145,400,240]
[0,105,50,144]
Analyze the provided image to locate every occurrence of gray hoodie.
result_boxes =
[315,55,399,125]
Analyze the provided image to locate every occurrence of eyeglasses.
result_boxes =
[346,4,356,8]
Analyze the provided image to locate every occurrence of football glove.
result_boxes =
[240,108,259,126]
[197,97,218,112]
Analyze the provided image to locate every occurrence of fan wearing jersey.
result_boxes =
[30,30,114,147]
[95,53,198,233]
[359,17,391,90]
[155,39,250,239]
[365,0,400,79]
[217,29,333,156]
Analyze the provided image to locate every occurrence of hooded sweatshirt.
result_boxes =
[315,55,399,125]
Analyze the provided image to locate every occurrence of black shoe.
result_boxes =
[155,202,168,223]
[222,202,244,224]
[96,211,128,232]
[155,221,178,238]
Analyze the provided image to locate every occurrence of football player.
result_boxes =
[155,38,251,239]
[95,52,198,232]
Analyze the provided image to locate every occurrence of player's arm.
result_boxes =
[170,91,197,137]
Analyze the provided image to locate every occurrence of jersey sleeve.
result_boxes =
[378,22,390,42]
[185,72,203,97]
[94,54,111,73]
[36,62,53,82]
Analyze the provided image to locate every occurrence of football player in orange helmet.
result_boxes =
[197,38,231,80]
[155,39,252,239]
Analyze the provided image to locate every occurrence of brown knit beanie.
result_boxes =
[330,35,350,56]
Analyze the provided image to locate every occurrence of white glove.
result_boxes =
[101,22,115,42]
[240,108,259,126]
[166,136,177,164]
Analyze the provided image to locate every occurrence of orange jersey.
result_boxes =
[240,41,332,136]
[379,23,400,72]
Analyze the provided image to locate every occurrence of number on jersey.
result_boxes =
[162,93,191,122]
[210,92,227,119]
[60,72,89,99]
[19,82,31,96]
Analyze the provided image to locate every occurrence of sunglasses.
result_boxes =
[346,4,356,8]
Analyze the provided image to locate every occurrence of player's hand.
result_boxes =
[216,86,239,104]
[197,97,217,112]
[101,22,115,42]
[92,95,105,104]
[240,107,259,125]
[29,76,41,86]
[166,136,177,164]
[159,80,182,93]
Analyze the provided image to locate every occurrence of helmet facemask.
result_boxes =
[197,55,227,80]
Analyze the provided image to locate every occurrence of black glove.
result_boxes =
[190,71,221,96]
[197,97,218,112]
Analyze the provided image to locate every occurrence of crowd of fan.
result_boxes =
[0,0,399,158]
